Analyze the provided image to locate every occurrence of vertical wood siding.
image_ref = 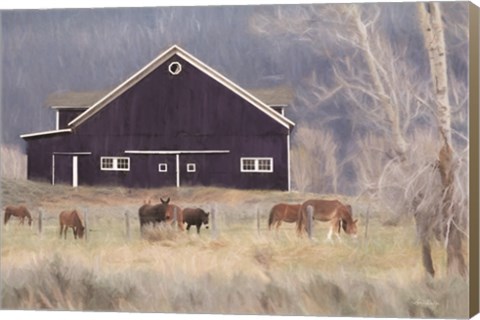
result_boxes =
[25,54,291,190]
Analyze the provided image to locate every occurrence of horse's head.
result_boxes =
[77,225,85,239]
[203,212,210,229]
[345,219,358,237]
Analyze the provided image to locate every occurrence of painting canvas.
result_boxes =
[1,1,479,319]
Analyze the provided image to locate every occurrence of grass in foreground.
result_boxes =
[0,217,469,318]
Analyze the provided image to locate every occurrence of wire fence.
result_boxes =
[9,204,318,242]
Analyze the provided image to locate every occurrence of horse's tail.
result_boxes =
[4,209,10,225]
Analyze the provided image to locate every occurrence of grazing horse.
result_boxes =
[59,210,85,240]
[165,204,184,231]
[268,203,301,230]
[297,199,358,240]
[138,198,170,232]
[182,208,209,234]
[4,205,33,226]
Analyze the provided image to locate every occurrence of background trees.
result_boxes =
[251,2,469,277]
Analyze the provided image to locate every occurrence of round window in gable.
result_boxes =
[168,61,182,75]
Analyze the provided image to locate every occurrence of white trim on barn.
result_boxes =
[68,45,295,130]
[124,150,230,155]
[20,129,72,139]
[287,132,291,191]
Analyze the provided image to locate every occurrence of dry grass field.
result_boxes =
[0,178,469,318]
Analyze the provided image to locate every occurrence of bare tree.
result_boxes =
[291,127,338,194]
[416,2,467,277]
[251,2,469,278]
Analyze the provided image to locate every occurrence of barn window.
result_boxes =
[168,61,182,75]
[186,163,196,172]
[100,157,130,171]
[241,158,273,173]
[158,163,168,172]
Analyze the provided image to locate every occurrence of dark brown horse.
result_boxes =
[138,198,170,232]
[182,208,209,234]
[268,203,301,230]
[297,199,358,240]
[4,205,32,226]
[59,210,85,239]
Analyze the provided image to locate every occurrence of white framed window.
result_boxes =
[241,158,273,173]
[186,163,196,172]
[101,157,130,171]
[158,163,168,172]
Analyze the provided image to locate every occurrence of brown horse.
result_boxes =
[59,210,85,239]
[297,199,358,240]
[268,203,301,230]
[182,208,209,234]
[4,205,32,226]
[138,198,171,232]
[165,204,185,231]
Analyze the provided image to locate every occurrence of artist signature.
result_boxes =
[414,298,440,308]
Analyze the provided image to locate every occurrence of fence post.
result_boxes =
[125,210,131,241]
[173,207,178,231]
[38,208,43,237]
[211,207,217,240]
[256,208,261,236]
[307,205,314,240]
[364,204,370,240]
[84,208,89,241]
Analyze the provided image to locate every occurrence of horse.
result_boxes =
[182,208,209,234]
[297,199,358,240]
[268,203,302,230]
[165,204,185,231]
[138,197,170,233]
[4,205,33,226]
[59,210,85,240]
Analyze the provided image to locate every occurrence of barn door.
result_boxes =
[52,153,90,187]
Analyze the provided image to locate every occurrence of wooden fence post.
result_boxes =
[211,207,217,240]
[125,210,131,241]
[307,205,314,240]
[364,204,370,240]
[173,206,178,231]
[256,208,261,235]
[38,208,43,237]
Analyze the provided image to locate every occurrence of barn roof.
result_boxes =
[67,45,295,129]
[46,85,294,109]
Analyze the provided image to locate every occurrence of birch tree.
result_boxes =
[415,2,467,277]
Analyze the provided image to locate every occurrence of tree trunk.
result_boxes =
[417,2,467,277]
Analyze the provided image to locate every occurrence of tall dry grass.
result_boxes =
[0,179,469,317]
[0,145,27,180]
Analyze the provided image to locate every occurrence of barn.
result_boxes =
[21,45,295,190]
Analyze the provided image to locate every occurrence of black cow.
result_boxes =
[182,208,209,234]
[138,198,170,233]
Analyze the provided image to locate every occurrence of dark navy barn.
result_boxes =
[21,46,295,190]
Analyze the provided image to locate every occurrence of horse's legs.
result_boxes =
[73,227,77,239]
[196,224,201,234]
[59,223,64,239]
[186,224,191,232]
[275,220,282,231]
